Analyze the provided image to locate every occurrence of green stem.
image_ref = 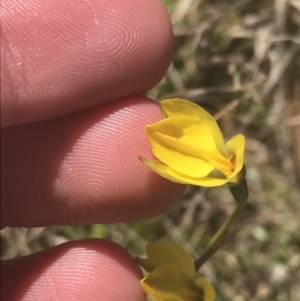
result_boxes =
[195,202,246,271]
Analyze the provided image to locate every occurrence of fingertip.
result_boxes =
[2,96,186,226]
[1,239,145,301]
[2,0,173,126]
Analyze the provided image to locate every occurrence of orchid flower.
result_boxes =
[140,98,246,187]
[138,242,216,301]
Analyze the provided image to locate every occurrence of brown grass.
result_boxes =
[2,1,300,300]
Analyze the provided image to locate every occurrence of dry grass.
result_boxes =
[1,1,300,300]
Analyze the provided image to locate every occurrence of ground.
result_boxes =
[1,1,300,300]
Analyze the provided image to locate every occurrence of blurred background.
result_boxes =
[1,0,300,300]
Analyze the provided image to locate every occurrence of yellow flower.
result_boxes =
[140,98,246,187]
[138,242,216,301]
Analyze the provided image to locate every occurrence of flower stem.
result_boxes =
[195,202,246,271]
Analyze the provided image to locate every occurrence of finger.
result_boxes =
[1,97,186,227]
[1,0,173,127]
[1,239,145,301]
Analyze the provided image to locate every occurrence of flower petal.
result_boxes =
[141,263,198,301]
[140,157,195,184]
[160,98,227,156]
[146,242,195,282]
[146,116,230,177]
[140,157,229,187]
[194,277,216,301]
[225,134,245,179]
[147,116,216,152]
[193,176,228,187]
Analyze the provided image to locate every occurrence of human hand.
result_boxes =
[1,0,186,299]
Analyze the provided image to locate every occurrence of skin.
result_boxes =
[1,0,186,300]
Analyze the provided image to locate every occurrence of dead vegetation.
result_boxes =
[1,1,300,300]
